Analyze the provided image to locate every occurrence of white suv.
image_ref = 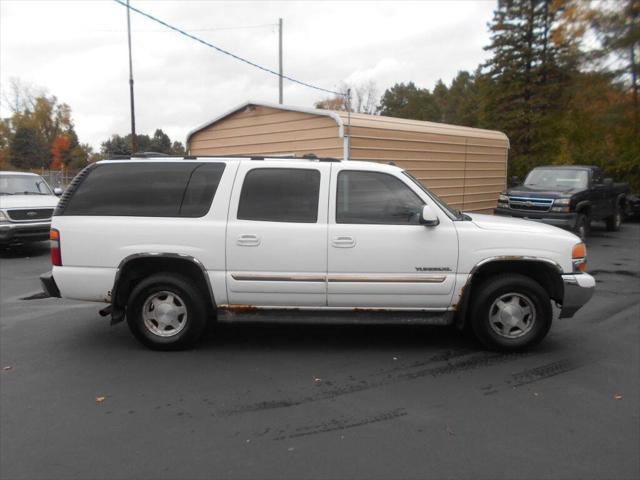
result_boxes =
[40,156,595,350]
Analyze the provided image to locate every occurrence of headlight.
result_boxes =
[499,194,509,202]
[572,243,587,272]
[551,198,571,212]
[0,211,8,223]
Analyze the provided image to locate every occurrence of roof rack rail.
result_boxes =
[301,153,340,162]
[107,153,344,162]
[131,151,170,158]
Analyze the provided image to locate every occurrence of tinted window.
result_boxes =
[180,164,226,217]
[237,168,320,223]
[337,171,424,225]
[62,162,225,217]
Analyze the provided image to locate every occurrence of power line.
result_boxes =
[113,0,343,97]
[92,23,278,33]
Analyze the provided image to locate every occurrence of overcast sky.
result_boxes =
[0,0,497,150]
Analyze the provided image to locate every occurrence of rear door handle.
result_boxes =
[332,236,356,248]
[237,234,261,246]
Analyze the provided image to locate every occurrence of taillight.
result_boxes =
[572,242,586,272]
[50,229,62,266]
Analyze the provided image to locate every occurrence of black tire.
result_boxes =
[605,207,622,231]
[469,274,552,351]
[126,273,208,350]
[575,213,589,241]
[622,202,632,222]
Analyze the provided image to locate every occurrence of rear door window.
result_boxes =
[60,162,225,217]
[237,168,321,223]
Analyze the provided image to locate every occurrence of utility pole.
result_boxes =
[631,44,638,136]
[346,88,351,160]
[278,18,283,104]
[126,0,137,154]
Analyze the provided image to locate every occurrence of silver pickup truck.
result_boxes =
[0,172,61,247]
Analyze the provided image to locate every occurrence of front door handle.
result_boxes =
[237,234,261,246]
[332,236,356,248]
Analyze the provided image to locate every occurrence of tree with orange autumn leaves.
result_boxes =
[1,79,92,171]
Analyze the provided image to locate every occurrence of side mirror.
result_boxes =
[509,176,520,187]
[420,204,439,226]
[603,178,613,186]
[53,187,63,196]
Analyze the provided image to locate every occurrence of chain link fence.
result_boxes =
[32,169,79,189]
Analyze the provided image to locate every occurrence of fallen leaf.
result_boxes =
[313,377,322,384]
[614,394,623,400]
[95,396,106,404]
[2,366,13,371]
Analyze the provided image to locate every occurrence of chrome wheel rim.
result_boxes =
[142,291,188,337]
[489,293,536,339]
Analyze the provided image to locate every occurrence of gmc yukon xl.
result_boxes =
[40,157,595,351]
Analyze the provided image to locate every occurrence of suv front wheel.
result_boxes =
[126,273,208,350]
[469,274,552,351]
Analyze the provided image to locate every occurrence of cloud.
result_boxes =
[0,0,496,150]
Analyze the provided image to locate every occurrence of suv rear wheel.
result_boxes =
[126,273,208,350]
[469,274,552,351]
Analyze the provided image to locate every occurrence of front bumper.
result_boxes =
[559,273,595,318]
[40,271,61,298]
[494,208,577,229]
[0,221,51,245]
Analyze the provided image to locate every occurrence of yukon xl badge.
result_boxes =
[415,267,452,272]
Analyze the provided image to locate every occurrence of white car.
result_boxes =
[40,156,595,351]
[0,172,62,246]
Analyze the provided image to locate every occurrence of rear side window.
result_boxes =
[60,162,225,217]
[337,170,424,225]
[237,168,320,223]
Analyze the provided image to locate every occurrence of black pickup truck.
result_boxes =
[495,165,629,240]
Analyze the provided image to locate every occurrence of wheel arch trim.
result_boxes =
[455,256,564,329]
[575,200,591,213]
[469,255,564,276]
[110,252,216,324]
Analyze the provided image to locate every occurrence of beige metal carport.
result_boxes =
[186,101,509,213]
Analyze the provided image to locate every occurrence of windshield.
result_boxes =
[402,171,459,220]
[524,168,588,191]
[0,174,53,195]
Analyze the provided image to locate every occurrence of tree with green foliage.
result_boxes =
[100,130,186,157]
[588,0,639,134]
[9,125,48,169]
[377,82,441,121]
[482,0,582,177]
[149,129,172,153]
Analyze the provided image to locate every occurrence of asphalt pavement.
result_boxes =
[1,222,639,480]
